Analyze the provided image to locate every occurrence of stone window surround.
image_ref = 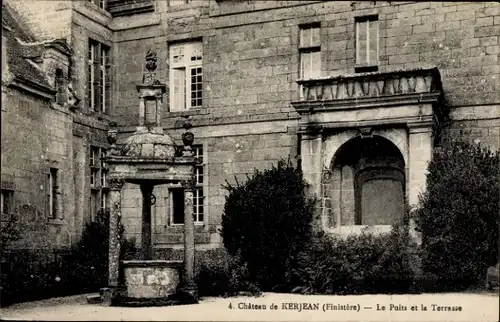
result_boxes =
[46,167,63,224]
[1,188,14,216]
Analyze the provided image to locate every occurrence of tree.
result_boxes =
[220,159,314,291]
[415,140,499,289]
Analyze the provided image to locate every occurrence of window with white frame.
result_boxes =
[88,0,108,11]
[355,15,379,67]
[169,42,203,112]
[89,146,108,221]
[88,40,111,113]
[1,189,14,215]
[299,24,321,80]
[169,0,194,7]
[170,145,204,225]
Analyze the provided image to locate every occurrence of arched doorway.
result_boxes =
[324,135,406,228]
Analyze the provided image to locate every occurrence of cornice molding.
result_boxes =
[7,77,56,100]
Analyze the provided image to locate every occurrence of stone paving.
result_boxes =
[1,292,498,321]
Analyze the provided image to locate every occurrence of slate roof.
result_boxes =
[2,3,54,91]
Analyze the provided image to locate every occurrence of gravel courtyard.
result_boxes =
[1,292,498,321]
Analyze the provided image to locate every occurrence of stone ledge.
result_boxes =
[47,218,65,226]
[154,232,211,244]
[108,0,155,17]
[292,92,442,113]
[121,260,183,267]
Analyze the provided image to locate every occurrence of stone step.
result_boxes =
[86,294,102,304]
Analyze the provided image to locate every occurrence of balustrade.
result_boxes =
[297,68,442,103]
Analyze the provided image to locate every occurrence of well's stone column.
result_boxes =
[107,178,125,288]
[140,184,154,260]
[180,178,198,301]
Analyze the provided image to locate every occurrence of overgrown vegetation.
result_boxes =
[195,248,260,297]
[415,139,499,290]
[286,225,417,295]
[220,159,314,291]
[64,209,137,292]
[1,209,136,306]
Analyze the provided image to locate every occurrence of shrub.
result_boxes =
[64,209,136,292]
[287,225,417,295]
[415,140,499,290]
[0,250,69,306]
[220,159,314,291]
[195,248,259,297]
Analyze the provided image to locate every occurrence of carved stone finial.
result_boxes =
[66,83,81,111]
[107,129,119,155]
[181,176,197,191]
[181,116,195,157]
[145,50,158,72]
[108,178,125,191]
[143,50,158,85]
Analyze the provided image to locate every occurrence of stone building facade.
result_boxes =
[2,1,499,257]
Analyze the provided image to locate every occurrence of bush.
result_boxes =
[64,209,136,292]
[195,248,259,297]
[287,225,417,295]
[0,209,136,306]
[220,159,314,291]
[0,250,71,306]
[415,140,499,290]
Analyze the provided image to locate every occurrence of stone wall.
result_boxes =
[1,88,75,249]
[69,1,113,239]
[112,0,499,251]
[5,0,72,41]
[3,1,498,253]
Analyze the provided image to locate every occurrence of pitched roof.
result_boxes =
[2,3,54,92]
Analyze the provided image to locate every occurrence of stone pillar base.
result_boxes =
[100,287,117,306]
[177,283,198,304]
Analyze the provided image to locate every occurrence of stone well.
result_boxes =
[122,260,182,298]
